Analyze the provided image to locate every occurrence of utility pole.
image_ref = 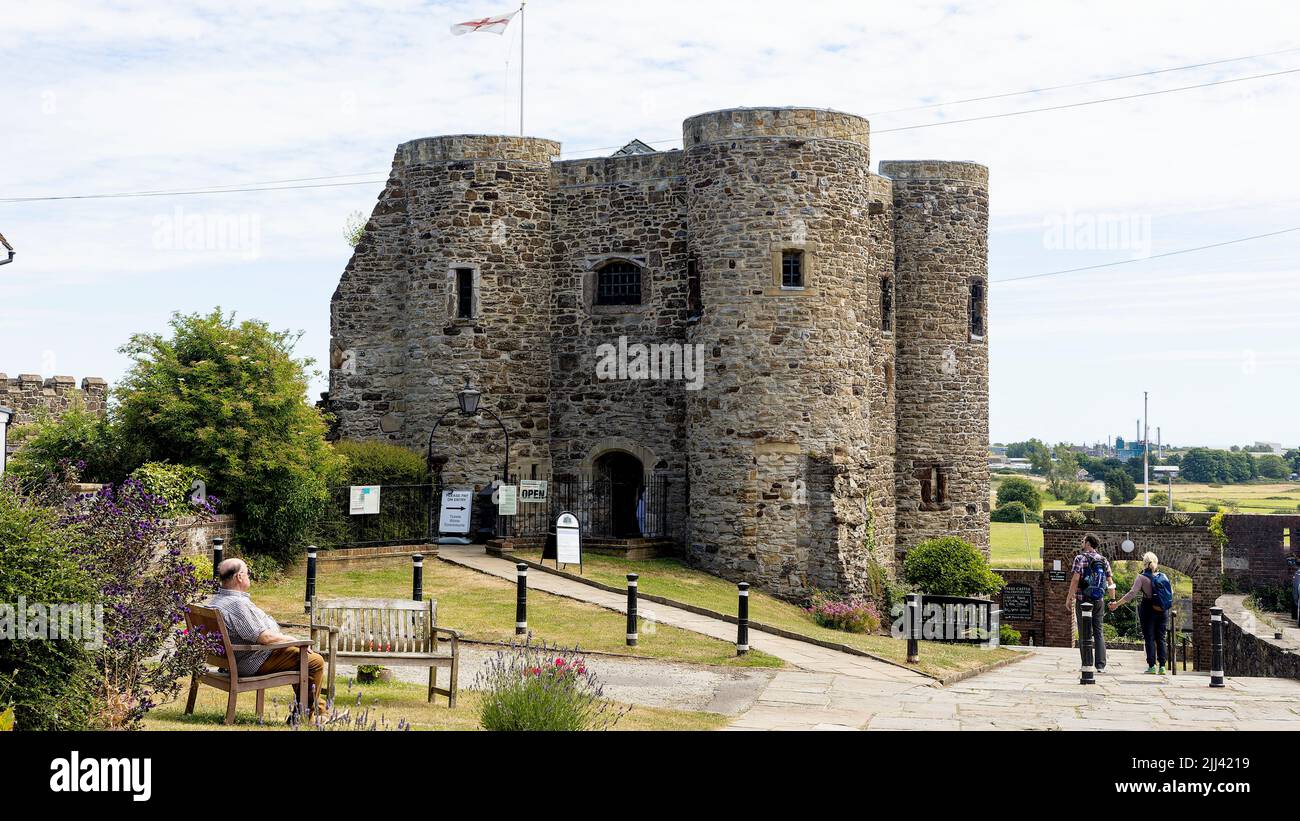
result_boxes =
[1143,391,1150,507]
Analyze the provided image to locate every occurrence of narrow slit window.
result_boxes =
[969,278,986,338]
[781,250,804,288]
[687,255,702,319]
[881,277,894,333]
[456,267,474,318]
[596,260,642,306]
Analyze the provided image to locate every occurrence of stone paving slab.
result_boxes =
[438,546,1300,731]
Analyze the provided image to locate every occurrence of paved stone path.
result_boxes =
[438,546,1300,730]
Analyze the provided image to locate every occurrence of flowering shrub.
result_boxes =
[60,479,220,728]
[476,637,628,731]
[806,589,881,634]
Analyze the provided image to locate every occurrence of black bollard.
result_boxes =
[1209,606,1225,687]
[412,553,423,602]
[515,564,528,636]
[736,583,750,655]
[1079,603,1096,685]
[626,573,639,647]
[211,537,224,582]
[1170,605,1180,675]
[1181,636,1188,672]
[906,593,921,664]
[304,544,317,614]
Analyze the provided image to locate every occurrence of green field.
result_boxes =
[991,473,1300,515]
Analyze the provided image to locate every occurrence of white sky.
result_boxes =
[2,0,1298,448]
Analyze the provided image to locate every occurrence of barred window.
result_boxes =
[969,278,986,338]
[595,260,642,306]
[781,250,804,288]
[881,277,894,333]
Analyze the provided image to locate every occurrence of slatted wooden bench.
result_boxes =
[311,597,461,706]
[184,604,312,725]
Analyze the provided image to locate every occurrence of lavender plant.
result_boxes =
[476,636,629,731]
[59,478,220,728]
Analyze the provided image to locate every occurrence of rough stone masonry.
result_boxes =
[327,106,990,599]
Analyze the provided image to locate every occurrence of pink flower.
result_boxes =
[555,658,566,667]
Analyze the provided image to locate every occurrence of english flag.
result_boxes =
[450,10,519,36]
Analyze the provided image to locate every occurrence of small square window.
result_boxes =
[781,250,804,288]
[595,260,642,306]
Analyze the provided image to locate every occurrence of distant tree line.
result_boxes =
[999,440,1299,486]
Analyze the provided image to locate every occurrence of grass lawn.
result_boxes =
[990,521,1042,569]
[145,678,728,731]
[511,550,1018,679]
[253,557,780,669]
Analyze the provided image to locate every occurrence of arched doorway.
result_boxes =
[593,451,644,537]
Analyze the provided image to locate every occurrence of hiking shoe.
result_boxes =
[1144,665,1158,674]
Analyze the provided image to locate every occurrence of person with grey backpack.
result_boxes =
[1110,551,1174,674]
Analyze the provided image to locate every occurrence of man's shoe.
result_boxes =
[1144,665,1158,674]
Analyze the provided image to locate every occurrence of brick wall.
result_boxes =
[993,568,1044,646]
[1223,513,1300,591]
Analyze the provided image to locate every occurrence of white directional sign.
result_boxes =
[439,489,473,534]
[349,485,381,515]
[556,512,581,565]
[520,479,548,503]
[497,484,518,516]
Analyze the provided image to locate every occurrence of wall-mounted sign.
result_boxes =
[1048,570,1068,583]
[520,479,548,503]
[439,488,472,533]
[497,484,518,516]
[349,485,381,515]
[1001,583,1034,621]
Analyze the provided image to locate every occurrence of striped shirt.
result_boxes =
[208,589,279,675]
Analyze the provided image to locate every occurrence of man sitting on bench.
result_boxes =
[209,558,326,717]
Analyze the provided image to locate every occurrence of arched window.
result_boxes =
[969,278,986,338]
[595,260,642,306]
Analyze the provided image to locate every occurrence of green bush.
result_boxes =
[129,462,206,517]
[1105,469,1137,505]
[990,501,1041,523]
[902,537,1004,598]
[1057,481,1094,506]
[1248,584,1296,614]
[0,484,99,730]
[6,405,138,485]
[114,309,345,566]
[476,639,626,731]
[999,624,1021,646]
[334,440,428,486]
[995,476,1041,512]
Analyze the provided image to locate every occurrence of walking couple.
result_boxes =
[1065,534,1175,675]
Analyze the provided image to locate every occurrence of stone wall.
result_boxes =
[0,374,108,460]
[328,105,991,602]
[1218,594,1300,680]
[176,514,237,559]
[1223,513,1300,591]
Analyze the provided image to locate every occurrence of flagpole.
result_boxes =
[519,0,526,136]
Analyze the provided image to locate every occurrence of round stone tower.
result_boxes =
[683,107,891,598]
[879,160,990,555]
[333,134,559,486]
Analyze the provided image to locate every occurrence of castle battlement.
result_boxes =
[330,106,990,598]
[0,373,109,427]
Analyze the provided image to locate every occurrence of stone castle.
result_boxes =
[328,106,990,598]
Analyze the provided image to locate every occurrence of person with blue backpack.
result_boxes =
[1110,551,1175,674]
[1065,534,1116,672]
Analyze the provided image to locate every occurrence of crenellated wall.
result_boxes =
[0,374,109,461]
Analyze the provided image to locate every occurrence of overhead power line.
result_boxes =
[866,45,1300,115]
[993,226,1300,284]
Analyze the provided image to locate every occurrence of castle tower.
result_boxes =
[683,108,892,597]
[880,160,990,555]
[331,135,560,485]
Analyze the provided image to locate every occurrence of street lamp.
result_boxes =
[456,377,481,416]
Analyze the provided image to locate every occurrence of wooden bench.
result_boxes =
[184,604,313,725]
[312,597,461,707]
